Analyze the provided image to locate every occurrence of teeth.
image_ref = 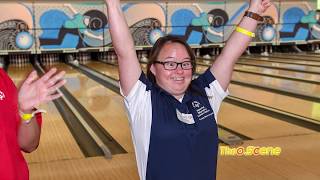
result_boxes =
[172,77,184,81]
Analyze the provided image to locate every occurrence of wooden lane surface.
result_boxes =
[7,65,84,163]
[217,134,320,180]
[230,83,320,121]
[267,53,320,60]
[196,64,320,97]
[244,56,320,66]
[232,70,320,97]
[218,102,315,139]
[234,64,320,82]
[45,63,134,153]
[198,58,320,81]
[198,57,320,73]
[238,59,320,73]
[196,64,320,121]
[86,61,316,139]
[28,153,139,180]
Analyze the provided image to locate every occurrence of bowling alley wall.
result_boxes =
[0,0,319,53]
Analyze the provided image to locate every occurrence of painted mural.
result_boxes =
[0,1,318,52]
[279,1,319,41]
[36,3,108,49]
[0,3,34,50]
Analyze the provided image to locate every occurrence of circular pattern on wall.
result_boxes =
[16,31,33,49]
[148,29,164,45]
[260,25,276,41]
[0,20,31,50]
[83,10,108,31]
[207,9,229,28]
[257,16,276,42]
[131,18,163,46]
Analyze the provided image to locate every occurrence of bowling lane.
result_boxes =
[7,65,84,163]
[196,65,320,121]
[234,64,320,82]
[45,63,134,152]
[238,59,320,73]
[198,58,320,81]
[244,56,320,66]
[266,53,320,61]
[197,64,320,97]
[218,103,316,139]
[86,61,316,139]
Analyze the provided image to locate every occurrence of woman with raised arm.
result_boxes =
[105,0,271,180]
[0,68,66,180]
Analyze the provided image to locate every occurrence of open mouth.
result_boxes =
[171,77,185,82]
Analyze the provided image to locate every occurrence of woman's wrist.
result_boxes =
[244,11,264,22]
[20,108,46,124]
[19,107,34,114]
[247,7,259,14]
[105,0,120,7]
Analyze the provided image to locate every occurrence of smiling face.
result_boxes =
[150,42,193,99]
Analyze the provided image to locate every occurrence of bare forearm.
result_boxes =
[18,117,41,153]
[106,1,136,59]
[105,0,141,95]
[218,0,271,62]
[211,0,271,90]
[219,16,257,63]
[211,16,257,90]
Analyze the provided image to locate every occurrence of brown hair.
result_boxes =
[146,35,196,83]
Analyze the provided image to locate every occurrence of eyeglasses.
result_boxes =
[154,60,193,70]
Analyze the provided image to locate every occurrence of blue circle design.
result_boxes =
[283,8,305,24]
[16,32,33,49]
[149,29,164,45]
[170,9,195,35]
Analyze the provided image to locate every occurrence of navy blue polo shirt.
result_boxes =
[122,68,228,180]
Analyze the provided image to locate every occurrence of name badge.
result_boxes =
[176,109,195,124]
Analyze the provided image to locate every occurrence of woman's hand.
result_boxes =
[18,68,66,113]
[248,0,272,15]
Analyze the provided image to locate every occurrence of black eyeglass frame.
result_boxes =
[153,60,193,70]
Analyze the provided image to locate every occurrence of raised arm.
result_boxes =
[210,0,271,90]
[84,30,103,40]
[105,0,141,96]
[18,68,65,152]
[207,28,224,37]
[64,3,78,14]
[192,3,204,13]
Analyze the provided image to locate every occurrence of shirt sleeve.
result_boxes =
[119,72,153,180]
[120,72,152,123]
[194,68,229,121]
[35,113,42,127]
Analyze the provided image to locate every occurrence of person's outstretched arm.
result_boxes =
[105,0,141,96]
[192,3,204,13]
[18,68,66,152]
[64,3,78,14]
[211,0,271,90]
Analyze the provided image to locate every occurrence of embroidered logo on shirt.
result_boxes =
[192,101,201,108]
[0,90,5,100]
[192,100,214,120]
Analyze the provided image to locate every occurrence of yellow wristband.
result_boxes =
[20,109,47,124]
[235,26,255,38]
[20,113,33,124]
